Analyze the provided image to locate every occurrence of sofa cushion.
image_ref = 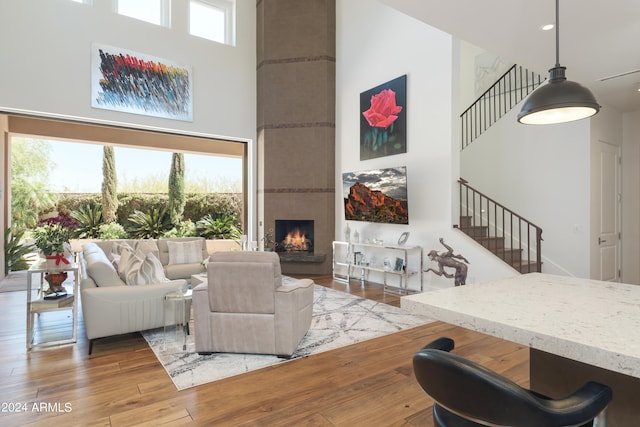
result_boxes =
[167,239,204,265]
[124,251,169,286]
[164,262,205,280]
[82,242,126,287]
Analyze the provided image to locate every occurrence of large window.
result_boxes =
[116,0,171,27]
[189,0,235,46]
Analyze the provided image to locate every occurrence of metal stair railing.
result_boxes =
[461,64,545,150]
[457,178,543,273]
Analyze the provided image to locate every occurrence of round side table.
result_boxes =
[163,289,193,351]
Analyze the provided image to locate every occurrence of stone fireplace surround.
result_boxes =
[257,0,336,275]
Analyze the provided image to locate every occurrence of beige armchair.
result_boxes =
[193,251,314,357]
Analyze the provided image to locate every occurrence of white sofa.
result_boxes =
[80,237,209,354]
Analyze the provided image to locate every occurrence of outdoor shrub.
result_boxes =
[196,214,241,240]
[98,222,128,240]
[116,193,169,227]
[56,193,102,213]
[162,220,197,238]
[71,204,103,238]
[48,192,243,238]
[127,207,172,239]
[183,193,242,224]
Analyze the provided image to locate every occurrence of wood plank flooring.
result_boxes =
[0,276,528,426]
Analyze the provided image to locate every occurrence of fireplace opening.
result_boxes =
[275,220,314,254]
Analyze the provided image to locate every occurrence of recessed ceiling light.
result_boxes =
[541,23,555,31]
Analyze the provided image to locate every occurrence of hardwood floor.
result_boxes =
[0,276,528,426]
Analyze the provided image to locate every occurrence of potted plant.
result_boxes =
[32,211,78,268]
[262,228,275,251]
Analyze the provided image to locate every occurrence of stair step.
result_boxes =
[475,236,505,250]
[495,248,522,264]
[459,216,472,228]
[511,260,541,274]
[459,226,488,239]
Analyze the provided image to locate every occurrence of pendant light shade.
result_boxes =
[517,0,600,125]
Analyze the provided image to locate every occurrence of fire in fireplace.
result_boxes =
[275,220,314,254]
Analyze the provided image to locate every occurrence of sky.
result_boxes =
[45,139,242,193]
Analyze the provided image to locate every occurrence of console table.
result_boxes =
[332,241,423,293]
[401,273,640,426]
[26,254,79,350]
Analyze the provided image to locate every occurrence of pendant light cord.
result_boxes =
[555,0,560,67]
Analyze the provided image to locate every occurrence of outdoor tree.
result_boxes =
[10,138,57,229]
[168,152,186,225]
[101,145,118,223]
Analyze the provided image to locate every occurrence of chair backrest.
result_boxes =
[413,338,612,427]
[207,251,282,314]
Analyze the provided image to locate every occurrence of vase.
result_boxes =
[45,271,68,294]
[44,252,70,269]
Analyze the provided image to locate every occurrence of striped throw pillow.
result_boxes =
[125,252,169,285]
[167,240,203,265]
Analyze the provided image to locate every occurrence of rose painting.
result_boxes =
[360,75,407,160]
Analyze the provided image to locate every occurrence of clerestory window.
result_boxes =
[116,0,171,27]
[189,0,235,46]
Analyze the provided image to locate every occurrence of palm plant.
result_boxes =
[127,207,172,239]
[4,228,35,274]
[71,204,103,238]
[196,214,241,240]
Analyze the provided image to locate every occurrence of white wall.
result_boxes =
[336,0,516,290]
[461,103,594,278]
[622,110,640,284]
[0,0,256,142]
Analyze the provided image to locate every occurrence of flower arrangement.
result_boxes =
[32,211,78,264]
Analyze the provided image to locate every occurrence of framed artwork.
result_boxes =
[342,166,409,224]
[360,74,407,160]
[91,43,193,121]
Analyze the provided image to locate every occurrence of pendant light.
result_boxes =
[517,0,600,124]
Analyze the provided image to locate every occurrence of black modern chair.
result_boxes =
[413,337,612,427]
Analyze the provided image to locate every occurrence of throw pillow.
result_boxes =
[136,239,160,257]
[124,252,169,286]
[109,241,135,268]
[167,240,203,265]
[117,246,138,282]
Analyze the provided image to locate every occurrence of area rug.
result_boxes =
[142,284,433,390]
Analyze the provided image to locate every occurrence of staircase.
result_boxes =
[458,64,545,273]
[458,178,542,273]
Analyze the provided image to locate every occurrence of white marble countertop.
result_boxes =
[401,273,640,378]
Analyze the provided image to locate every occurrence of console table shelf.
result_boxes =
[332,241,423,293]
[26,254,79,350]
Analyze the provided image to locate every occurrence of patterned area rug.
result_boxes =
[142,284,433,390]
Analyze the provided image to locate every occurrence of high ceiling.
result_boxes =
[378,0,640,113]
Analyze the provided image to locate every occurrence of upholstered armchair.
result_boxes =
[193,251,314,357]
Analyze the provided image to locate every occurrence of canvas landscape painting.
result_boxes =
[342,166,409,224]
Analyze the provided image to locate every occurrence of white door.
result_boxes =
[596,141,621,282]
